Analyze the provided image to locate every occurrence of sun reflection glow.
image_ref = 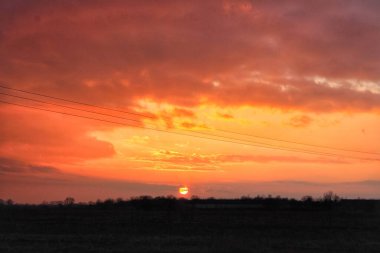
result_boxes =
[179,186,189,195]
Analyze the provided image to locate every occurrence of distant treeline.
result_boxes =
[1,191,379,211]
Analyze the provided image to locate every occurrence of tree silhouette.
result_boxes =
[64,197,75,205]
[301,195,314,202]
[6,199,14,205]
[322,191,340,202]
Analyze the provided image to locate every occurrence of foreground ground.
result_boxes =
[1,198,380,252]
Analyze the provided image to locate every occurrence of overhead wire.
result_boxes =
[0,99,337,157]
[0,84,155,119]
[213,128,380,156]
[0,99,379,162]
[0,91,357,157]
[1,83,378,156]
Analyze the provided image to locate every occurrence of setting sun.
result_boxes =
[179,187,189,195]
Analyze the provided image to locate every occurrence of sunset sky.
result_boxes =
[1,0,380,203]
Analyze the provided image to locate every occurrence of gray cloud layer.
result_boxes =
[1,0,380,111]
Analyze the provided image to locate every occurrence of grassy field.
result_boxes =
[1,198,379,252]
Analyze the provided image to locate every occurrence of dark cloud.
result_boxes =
[0,157,378,203]
[0,157,59,174]
[0,157,177,203]
[0,0,380,111]
[193,180,380,199]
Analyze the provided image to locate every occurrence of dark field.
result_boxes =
[1,197,380,253]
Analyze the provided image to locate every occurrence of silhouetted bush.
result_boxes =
[64,197,75,205]
[302,195,314,202]
[322,191,340,202]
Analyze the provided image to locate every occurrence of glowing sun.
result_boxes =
[179,186,189,195]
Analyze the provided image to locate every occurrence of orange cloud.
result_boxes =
[0,105,115,164]
[153,107,196,128]
[181,121,208,129]
[144,151,348,170]
[217,154,347,164]
[217,113,234,119]
[287,115,313,128]
[172,108,195,118]
[0,157,176,203]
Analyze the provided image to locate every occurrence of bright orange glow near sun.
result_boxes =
[179,186,189,195]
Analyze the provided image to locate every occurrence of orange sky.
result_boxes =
[1,0,380,203]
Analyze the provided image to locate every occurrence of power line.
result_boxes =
[1,83,378,156]
[0,99,333,157]
[0,91,371,159]
[0,92,145,125]
[213,128,380,156]
[0,84,155,119]
[0,92,353,157]
[1,99,379,162]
